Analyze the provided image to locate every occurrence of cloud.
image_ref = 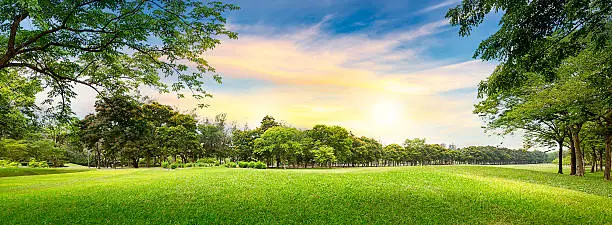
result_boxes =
[415,0,461,15]
[149,17,510,147]
[67,15,521,149]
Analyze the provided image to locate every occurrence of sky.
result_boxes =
[70,0,523,149]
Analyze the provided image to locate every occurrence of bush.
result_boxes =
[254,161,267,169]
[0,160,19,168]
[248,161,256,168]
[223,162,237,168]
[27,159,48,168]
[170,163,178,169]
[214,162,220,166]
[238,161,249,168]
[196,158,217,164]
[161,161,170,169]
[185,163,194,168]
[38,161,49,168]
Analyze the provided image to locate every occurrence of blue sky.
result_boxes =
[70,0,522,148]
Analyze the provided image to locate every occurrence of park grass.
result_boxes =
[0,167,90,177]
[1,165,610,224]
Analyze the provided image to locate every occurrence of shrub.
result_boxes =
[161,161,170,169]
[248,161,256,168]
[238,161,249,168]
[223,162,237,168]
[0,160,19,168]
[214,162,220,166]
[170,163,178,169]
[28,159,48,168]
[197,158,217,164]
[254,161,267,169]
[37,161,49,168]
[185,163,194,168]
[0,159,8,167]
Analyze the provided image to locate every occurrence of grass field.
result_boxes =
[1,164,611,224]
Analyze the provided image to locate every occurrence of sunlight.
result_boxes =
[370,100,403,126]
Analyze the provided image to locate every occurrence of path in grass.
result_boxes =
[0,165,610,224]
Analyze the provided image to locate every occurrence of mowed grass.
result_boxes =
[0,167,90,177]
[1,165,611,224]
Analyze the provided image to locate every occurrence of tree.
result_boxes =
[306,125,353,166]
[0,138,28,162]
[0,69,41,139]
[0,0,239,114]
[404,138,426,165]
[447,0,611,94]
[232,127,260,161]
[383,144,403,166]
[450,1,612,178]
[199,114,231,162]
[254,126,302,168]
[313,145,336,168]
[260,115,280,132]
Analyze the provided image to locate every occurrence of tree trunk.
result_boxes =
[605,134,611,181]
[96,146,101,169]
[569,130,577,175]
[572,124,585,176]
[133,158,139,168]
[557,141,563,174]
[591,148,596,173]
[599,148,604,172]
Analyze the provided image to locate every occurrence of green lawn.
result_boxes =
[1,165,610,224]
[0,167,90,177]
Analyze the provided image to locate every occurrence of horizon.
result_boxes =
[55,0,522,149]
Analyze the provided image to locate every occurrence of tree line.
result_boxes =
[1,94,548,168]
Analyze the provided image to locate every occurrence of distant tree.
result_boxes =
[260,115,280,132]
[306,125,353,166]
[313,145,336,168]
[232,127,260,161]
[254,126,302,168]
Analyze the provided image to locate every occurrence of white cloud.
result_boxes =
[415,0,461,15]
[64,16,522,149]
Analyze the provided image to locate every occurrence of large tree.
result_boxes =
[0,0,239,113]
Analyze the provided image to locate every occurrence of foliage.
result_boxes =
[27,158,49,168]
[0,0,240,115]
[254,126,303,167]
[0,138,65,166]
[223,162,237,168]
[0,159,19,168]
[161,161,170,169]
[449,0,612,179]
[253,161,266,169]
[237,161,249,168]
[312,145,336,167]
[0,70,41,139]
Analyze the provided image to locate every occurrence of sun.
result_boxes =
[370,100,403,126]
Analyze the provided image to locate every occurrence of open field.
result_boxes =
[1,164,611,224]
[0,167,90,178]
